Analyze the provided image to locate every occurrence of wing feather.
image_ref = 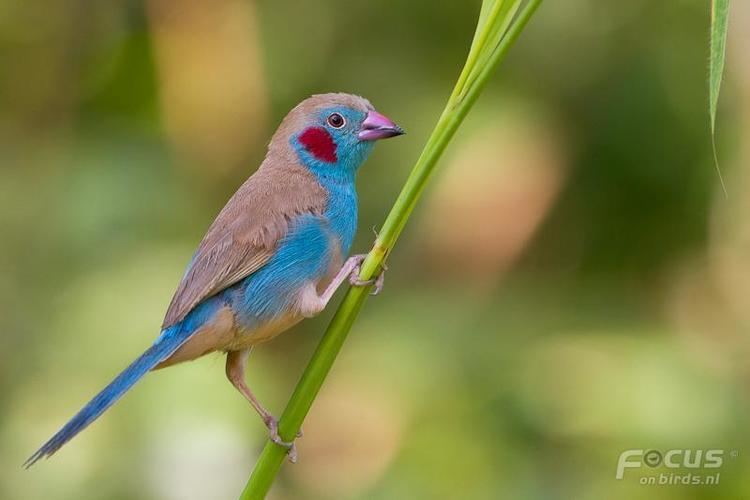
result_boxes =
[161,161,327,329]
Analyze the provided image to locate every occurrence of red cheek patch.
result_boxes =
[299,127,337,163]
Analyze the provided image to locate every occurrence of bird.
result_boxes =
[25,93,404,467]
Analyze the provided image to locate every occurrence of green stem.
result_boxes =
[452,0,506,101]
[239,1,542,498]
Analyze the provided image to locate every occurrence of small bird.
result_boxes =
[25,93,403,466]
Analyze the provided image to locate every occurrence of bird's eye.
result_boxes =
[327,113,345,129]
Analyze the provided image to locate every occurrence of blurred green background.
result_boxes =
[2,1,749,499]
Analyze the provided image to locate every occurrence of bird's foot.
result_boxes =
[264,416,300,463]
[349,259,387,296]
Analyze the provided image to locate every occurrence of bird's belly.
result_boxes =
[156,305,236,368]
[227,266,339,349]
[157,301,306,366]
[228,311,304,349]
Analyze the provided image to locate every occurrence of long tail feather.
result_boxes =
[24,325,193,468]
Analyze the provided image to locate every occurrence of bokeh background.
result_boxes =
[2,1,749,499]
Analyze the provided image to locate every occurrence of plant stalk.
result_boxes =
[239,1,542,498]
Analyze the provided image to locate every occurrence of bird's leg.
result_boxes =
[317,254,363,305]
[318,254,386,307]
[225,349,273,421]
[225,349,298,463]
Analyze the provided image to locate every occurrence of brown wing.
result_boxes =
[161,161,327,329]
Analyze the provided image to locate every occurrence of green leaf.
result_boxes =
[709,0,730,195]
[709,0,730,134]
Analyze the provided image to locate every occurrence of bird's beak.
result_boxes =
[358,110,405,141]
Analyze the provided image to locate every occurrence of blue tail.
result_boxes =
[24,325,194,468]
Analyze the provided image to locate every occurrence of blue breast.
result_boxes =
[223,214,332,329]
[222,182,357,330]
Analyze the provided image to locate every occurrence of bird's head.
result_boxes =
[272,93,403,182]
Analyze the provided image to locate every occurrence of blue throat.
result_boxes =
[291,125,374,257]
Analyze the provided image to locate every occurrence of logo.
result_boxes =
[615,449,732,485]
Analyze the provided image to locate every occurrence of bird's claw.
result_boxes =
[264,416,299,464]
[349,262,387,295]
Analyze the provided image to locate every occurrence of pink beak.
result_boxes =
[358,110,405,141]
